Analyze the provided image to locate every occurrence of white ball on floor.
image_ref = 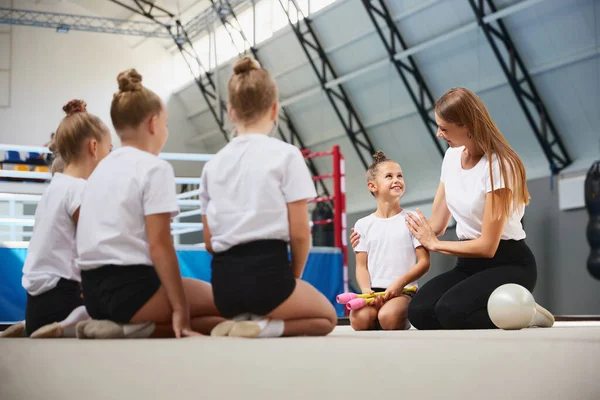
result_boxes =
[487,283,535,330]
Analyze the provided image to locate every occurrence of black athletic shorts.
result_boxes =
[25,278,83,336]
[211,239,296,319]
[81,265,161,323]
[371,287,416,299]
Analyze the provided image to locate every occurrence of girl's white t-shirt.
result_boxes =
[353,210,421,289]
[22,173,87,296]
[199,134,317,253]
[76,147,179,270]
[440,146,526,241]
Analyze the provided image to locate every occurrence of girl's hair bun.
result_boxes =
[233,57,260,75]
[117,69,143,92]
[63,99,87,116]
[373,151,388,164]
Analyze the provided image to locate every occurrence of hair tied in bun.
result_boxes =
[63,99,87,117]
[117,69,144,93]
[233,57,260,75]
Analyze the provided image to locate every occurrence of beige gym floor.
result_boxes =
[1,321,599,400]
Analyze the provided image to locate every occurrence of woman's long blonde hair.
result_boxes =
[435,88,530,219]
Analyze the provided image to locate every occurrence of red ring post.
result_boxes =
[332,146,348,299]
[303,145,348,314]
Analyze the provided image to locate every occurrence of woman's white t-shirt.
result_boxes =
[441,146,526,241]
[76,147,180,270]
[199,133,317,253]
[353,210,422,289]
[22,173,87,296]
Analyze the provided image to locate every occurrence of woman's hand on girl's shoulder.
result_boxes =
[405,209,438,251]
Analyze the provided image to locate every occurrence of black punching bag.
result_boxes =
[311,203,334,247]
[585,161,600,280]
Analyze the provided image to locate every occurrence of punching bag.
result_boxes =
[311,203,334,247]
[585,161,600,280]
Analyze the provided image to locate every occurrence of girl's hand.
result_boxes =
[383,281,405,302]
[350,228,361,249]
[370,295,384,308]
[172,308,201,338]
[405,209,438,251]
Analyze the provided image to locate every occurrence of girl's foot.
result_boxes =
[30,322,63,338]
[0,322,26,338]
[31,305,91,338]
[210,321,236,337]
[210,313,252,337]
[76,320,156,339]
[228,318,285,338]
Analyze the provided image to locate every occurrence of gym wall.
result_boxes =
[0,0,205,179]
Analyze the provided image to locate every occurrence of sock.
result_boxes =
[256,318,285,338]
[50,306,91,337]
[59,306,90,329]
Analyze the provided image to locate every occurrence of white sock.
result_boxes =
[256,318,285,338]
[59,306,90,328]
[58,306,90,337]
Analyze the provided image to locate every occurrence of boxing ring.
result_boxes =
[0,143,348,322]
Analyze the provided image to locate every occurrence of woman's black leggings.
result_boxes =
[408,239,537,330]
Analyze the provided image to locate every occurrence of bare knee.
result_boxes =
[317,302,337,334]
[327,303,338,325]
[379,315,409,330]
[321,315,337,335]
[350,309,377,331]
[378,307,408,331]
[350,317,372,331]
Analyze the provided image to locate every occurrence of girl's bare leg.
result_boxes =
[377,295,411,331]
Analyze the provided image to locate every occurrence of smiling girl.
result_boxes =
[350,151,430,331]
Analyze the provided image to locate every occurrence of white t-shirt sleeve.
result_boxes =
[282,148,318,203]
[440,148,453,183]
[142,161,180,217]
[65,179,86,217]
[411,232,422,249]
[485,155,508,193]
[404,210,422,248]
[353,219,367,253]
[199,165,210,215]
